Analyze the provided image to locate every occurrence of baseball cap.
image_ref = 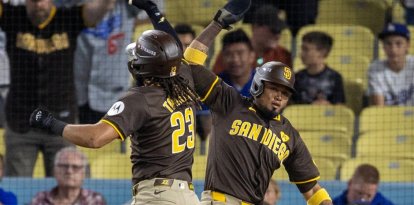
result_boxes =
[251,5,286,34]
[378,23,410,40]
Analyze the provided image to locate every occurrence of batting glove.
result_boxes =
[128,0,157,11]
[29,107,67,136]
[214,0,252,30]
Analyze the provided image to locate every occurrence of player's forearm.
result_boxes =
[138,1,182,51]
[185,21,223,65]
[192,21,223,53]
[62,123,112,148]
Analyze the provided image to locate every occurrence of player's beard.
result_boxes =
[254,103,278,120]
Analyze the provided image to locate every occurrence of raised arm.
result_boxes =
[129,0,183,51]
[29,108,120,148]
[184,0,251,65]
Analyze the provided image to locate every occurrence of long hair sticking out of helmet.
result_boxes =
[145,75,201,110]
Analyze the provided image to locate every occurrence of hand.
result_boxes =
[29,107,67,136]
[128,0,157,11]
[214,0,252,30]
[30,108,55,130]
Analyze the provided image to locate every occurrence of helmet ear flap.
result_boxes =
[251,80,264,97]
[128,61,140,80]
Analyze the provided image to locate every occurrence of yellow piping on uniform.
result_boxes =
[292,176,320,184]
[101,119,125,141]
[201,76,219,102]
[248,107,256,112]
[38,6,56,29]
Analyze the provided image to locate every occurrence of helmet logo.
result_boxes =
[283,67,292,80]
[170,66,177,76]
[137,44,156,56]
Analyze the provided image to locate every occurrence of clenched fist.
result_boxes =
[29,107,67,136]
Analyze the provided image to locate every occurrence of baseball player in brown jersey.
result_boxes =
[180,2,334,204]
[28,1,205,204]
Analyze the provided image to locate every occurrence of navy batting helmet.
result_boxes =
[127,30,182,79]
[250,61,295,97]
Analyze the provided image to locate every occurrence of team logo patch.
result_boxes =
[107,101,125,116]
[170,66,177,76]
[283,67,292,80]
[280,131,290,142]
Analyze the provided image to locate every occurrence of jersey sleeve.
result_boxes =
[101,90,149,140]
[282,125,320,184]
[191,64,244,114]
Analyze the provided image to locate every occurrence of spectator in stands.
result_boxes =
[74,0,139,124]
[175,23,210,154]
[0,154,17,205]
[213,5,292,74]
[218,29,256,97]
[243,0,318,36]
[31,147,106,205]
[0,28,8,128]
[0,0,116,177]
[174,23,196,51]
[401,0,414,25]
[264,179,281,205]
[292,31,345,105]
[368,23,414,106]
[333,164,394,205]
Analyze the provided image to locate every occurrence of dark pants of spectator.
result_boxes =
[4,127,72,177]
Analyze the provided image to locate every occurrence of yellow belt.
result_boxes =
[211,191,253,205]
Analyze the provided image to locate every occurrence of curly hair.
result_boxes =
[145,75,201,110]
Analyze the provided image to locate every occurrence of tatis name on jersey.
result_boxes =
[229,120,290,162]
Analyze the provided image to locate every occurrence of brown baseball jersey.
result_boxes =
[102,65,196,185]
[190,65,320,204]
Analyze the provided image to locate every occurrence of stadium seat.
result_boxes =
[295,24,375,61]
[192,154,208,180]
[316,0,388,35]
[282,105,355,136]
[90,152,132,179]
[165,0,227,26]
[329,55,370,114]
[359,106,414,134]
[273,157,337,181]
[340,157,414,182]
[300,131,352,168]
[356,130,414,159]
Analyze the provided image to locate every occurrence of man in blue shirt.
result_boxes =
[218,29,256,97]
[333,164,394,205]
